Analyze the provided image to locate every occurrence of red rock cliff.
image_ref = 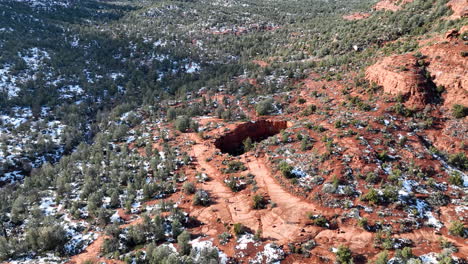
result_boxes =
[365,54,434,109]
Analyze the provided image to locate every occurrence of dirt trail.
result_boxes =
[187,133,328,244]
[67,236,124,264]
[244,155,322,242]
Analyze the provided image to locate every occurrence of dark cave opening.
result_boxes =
[214,120,288,156]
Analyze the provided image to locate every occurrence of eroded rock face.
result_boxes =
[365,54,434,108]
[447,0,468,20]
[373,0,414,11]
[420,31,468,109]
[214,120,288,155]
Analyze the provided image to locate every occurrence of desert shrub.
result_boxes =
[193,190,211,206]
[175,116,198,133]
[312,216,329,227]
[452,104,467,119]
[182,182,196,194]
[335,245,353,264]
[32,225,68,252]
[177,231,191,255]
[225,176,245,192]
[401,247,414,260]
[102,237,120,254]
[252,194,266,209]
[223,161,247,173]
[448,172,463,187]
[255,98,275,115]
[195,246,220,263]
[375,250,389,264]
[233,223,246,237]
[447,153,468,171]
[278,161,294,178]
[365,172,380,184]
[448,221,466,238]
[361,188,379,205]
[426,192,449,206]
[166,108,176,121]
[301,104,317,116]
[243,137,254,152]
[358,218,368,230]
[218,232,232,245]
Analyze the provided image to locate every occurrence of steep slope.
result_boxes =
[365,54,435,109]
[420,28,468,109]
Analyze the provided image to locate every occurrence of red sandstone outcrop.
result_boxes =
[374,0,414,11]
[419,29,468,109]
[447,0,468,20]
[365,54,433,109]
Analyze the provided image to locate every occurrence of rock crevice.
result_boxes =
[214,120,289,156]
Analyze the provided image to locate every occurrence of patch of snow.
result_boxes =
[39,196,57,215]
[190,237,227,264]
[185,62,200,73]
[419,252,438,264]
[236,233,255,250]
[251,243,285,264]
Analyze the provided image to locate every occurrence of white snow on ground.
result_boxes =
[0,107,66,180]
[59,84,84,99]
[62,214,97,255]
[0,171,23,184]
[236,233,255,250]
[189,237,228,264]
[110,210,123,223]
[109,72,124,80]
[424,212,443,230]
[10,0,70,9]
[430,151,468,187]
[410,198,443,230]
[250,243,285,264]
[419,253,439,264]
[455,205,468,215]
[185,62,200,73]
[0,64,19,97]
[39,196,57,215]
[0,107,30,128]
[9,253,62,264]
[19,48,50,71]
[1,48,51,98]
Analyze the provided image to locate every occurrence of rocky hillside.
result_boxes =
[0,0,467,263]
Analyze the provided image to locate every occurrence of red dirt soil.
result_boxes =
[373,0,414,11]
[252,60,270,67]
[343,12,371,20]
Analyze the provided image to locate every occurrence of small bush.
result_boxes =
[256,98,275,115]
[335,245,353,264]
[448,221,466,238]
[223,161,247,173]
[193,190,211,206]
[279,161,294,178]
[252,194,266,209]
[447,152,468,171]
[233,223,246,237]
[452,104,467,119]
[218,232,232,245]
[361,188,379,205]
[182,182,196,194]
